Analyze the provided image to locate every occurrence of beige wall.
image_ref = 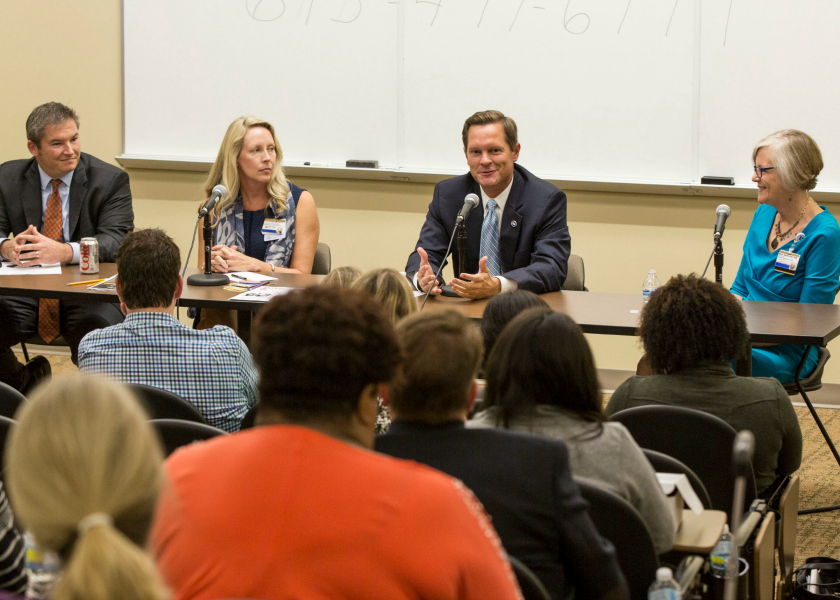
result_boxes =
[3,0,839,381]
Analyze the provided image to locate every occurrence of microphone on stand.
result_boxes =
[714,204,731,241]
[421,193,481,306]
[186,184,230,287]
[723,430,755,600]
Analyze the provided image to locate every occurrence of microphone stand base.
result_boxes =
[440,285,460,298]
[187,273,230,287]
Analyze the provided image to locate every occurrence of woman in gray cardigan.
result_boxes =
[469,309,675,556]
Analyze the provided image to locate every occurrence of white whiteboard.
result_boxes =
[123,0,840,189]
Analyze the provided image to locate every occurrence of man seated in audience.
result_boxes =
[376,309,629,600]
[606,274,802,496]
[78,228,256,432]
[150,287,521,600]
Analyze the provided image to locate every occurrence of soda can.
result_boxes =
[80,238,99,274]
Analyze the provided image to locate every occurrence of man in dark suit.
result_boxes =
[0,102,133,392]
[375,310,628,600]
[405,110,570,298]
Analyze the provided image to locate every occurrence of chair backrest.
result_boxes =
[752,512,776,600]
[564,254,586,291]
[150,419,226,457]
[508,555,551,600]
[312,242,331,275]
[642,448,712,509]
[129,384,208,425]
[0,383,25,420]
[575,478,659,600]
[0,416,15,477]
[778,474,799,594]
[239,404,259,430]
[610,405,757,516]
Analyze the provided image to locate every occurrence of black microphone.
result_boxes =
[714,204,731,240]
[198,185,227,218]
[456,193,480,224]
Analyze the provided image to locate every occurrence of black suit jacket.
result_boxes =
[376,421,629,600]
[0,153,133,262]
[405,164,571,293]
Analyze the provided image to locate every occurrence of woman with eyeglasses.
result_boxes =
[730,130,840,382]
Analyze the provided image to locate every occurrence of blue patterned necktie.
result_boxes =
[480,199,502,277]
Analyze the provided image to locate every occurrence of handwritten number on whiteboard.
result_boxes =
[509,0,525,32]
[665,0,678,36]
[331,0,361,23]
[416,0,442,26]
[617,0,630,34]
[246,0,286,21]
[564,0,590,35]
[723,0,733,45]
[477,0,490,28]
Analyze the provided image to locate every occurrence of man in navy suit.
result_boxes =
[375,310,628,600]
[0,102,133,392]
[405,110,570,298]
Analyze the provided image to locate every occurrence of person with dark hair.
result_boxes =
[0,101,133,393]
[406,110,570,298]
[607,274,802,495]
[376,310,629,600]
[78,228,256,432]
[480,289,550,365]
[151,287,521,600]
[471,310,674,555]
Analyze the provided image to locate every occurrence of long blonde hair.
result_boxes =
[352,268,418,324]
[204,116,289,221]
[6,374,168,600]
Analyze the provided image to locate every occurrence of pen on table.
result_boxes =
[67,278,106,287]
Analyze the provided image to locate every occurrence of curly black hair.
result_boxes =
[640,274,748,373]
[253,286,403,421]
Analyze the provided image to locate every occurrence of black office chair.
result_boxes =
[508,555,551,600]
[129,384,208,424]
[239,404,259,430]
[150,419,226,457]
[312,242,332,275]
[575,478,659,600]
[642,448,712,509]
[0,383,25,420]
[783,346,830,394]
[610,405,757,516]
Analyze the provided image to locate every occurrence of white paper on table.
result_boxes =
[656,473,705,515]
[413,290,425,297]
[0,262,62,275]
[88,275,117,290]
[229,286,295,302]
[227,271,278,283]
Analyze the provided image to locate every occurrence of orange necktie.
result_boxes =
[38,179,63,343]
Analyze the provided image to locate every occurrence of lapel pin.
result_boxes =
[511,220,518,228]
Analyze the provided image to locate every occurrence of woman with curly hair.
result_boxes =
[606,274,802,495]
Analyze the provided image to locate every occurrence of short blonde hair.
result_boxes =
[205,116,289,221]
[753,129,823,191]
[6,375,168,600]
[352,268,418,324]
[322,265,363,289]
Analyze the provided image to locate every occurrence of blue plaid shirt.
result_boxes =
[78,312,257,432]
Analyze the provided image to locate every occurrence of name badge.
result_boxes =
[774,250,800,275]
[262,218,286,241]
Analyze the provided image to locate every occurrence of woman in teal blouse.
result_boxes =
[731,130,840,382]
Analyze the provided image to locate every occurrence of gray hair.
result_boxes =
[26,102,79,147]
[753,129,823,192]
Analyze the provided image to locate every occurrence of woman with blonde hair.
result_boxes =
[5,374,168,600]
[200,116,320,276]
[352,268,417,324]
[322,265,363,289]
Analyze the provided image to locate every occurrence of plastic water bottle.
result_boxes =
[24,532,60,599]
[648,567,682,600]
[709,524,732,578]
[642,269,661,303]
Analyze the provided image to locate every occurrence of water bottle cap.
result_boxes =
[656,567,673,581]
[722,524,730,534]
[648,269,656,274]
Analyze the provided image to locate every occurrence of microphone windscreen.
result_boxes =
[465,193,480,208]
[212,184,227,199]
[733,430,755,476]
[716,204,731,217]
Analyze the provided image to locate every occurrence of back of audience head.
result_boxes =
[480,290,550,364]
[484,310,602,429]
[117,228,181,310]
[641,274,748,374]
[253,286,402,446]
[322,265,363,289]
[388,310,483,423]
[351,268,417,323]
[6,374,167,600]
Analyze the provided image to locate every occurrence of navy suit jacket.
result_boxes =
[405,164,571,293]
[0,153,134,262]
[376,421,629,600]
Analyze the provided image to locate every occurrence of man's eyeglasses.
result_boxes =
[753,166,776,180]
